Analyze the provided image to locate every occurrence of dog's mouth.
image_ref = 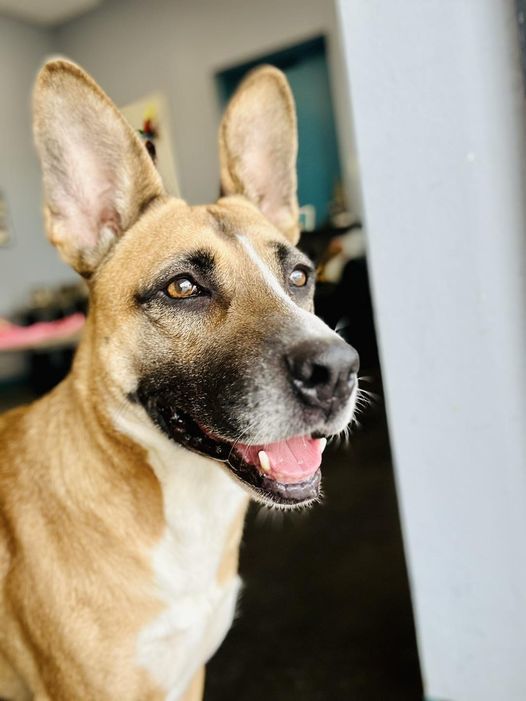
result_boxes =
[146,400,326,507]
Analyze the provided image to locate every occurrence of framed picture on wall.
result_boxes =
[121,92,180,197]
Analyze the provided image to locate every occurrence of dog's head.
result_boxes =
[33,60,359,508]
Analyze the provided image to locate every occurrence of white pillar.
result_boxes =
[336,1,526,700]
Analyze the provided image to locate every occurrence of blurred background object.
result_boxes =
[121,92,181,196]
[0,282,86,394]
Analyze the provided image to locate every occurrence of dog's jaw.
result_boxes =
[130,393,325,508]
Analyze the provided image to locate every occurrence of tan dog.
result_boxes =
[0,60,359,700]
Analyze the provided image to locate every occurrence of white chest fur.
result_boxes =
[114,409,247,701]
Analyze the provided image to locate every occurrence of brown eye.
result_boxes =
[166,277,199,299]
[289,267,308,288]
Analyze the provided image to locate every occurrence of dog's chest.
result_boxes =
[132,434,247,700]
[138,539,242,701]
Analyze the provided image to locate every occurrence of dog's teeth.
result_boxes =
[319,438,327,453]
[258,450,271,473]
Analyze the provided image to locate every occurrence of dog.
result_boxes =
[0,59,359,700]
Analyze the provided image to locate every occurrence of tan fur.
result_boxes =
[179,668,205,701]
[0,59,301,700]
[0,383,166,700]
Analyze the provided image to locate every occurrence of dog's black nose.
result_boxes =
[286,340,359,410]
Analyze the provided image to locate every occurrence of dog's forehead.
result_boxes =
[114,195,293,280]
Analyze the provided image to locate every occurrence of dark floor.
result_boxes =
[0,379,422,700]
[206,389,423,701]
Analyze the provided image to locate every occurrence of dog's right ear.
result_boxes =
[33,59,165,276]
[219,66,299,244]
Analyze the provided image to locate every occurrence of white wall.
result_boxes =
[54,0,361,215]
[338,1,526,700]
[0,14,75,316]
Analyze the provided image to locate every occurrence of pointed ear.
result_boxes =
[33,59,165,276]
[219,66,299,244]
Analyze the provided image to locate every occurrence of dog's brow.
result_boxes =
[185,249,216,276]
[266,240,315,272]
[267,241,291,267]
[156,249,216,280]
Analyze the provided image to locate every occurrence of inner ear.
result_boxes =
[33,59,165,275]
[219,66,300,244]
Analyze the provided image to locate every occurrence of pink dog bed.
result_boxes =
[0,313,85,351]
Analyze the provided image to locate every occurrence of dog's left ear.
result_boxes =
[33,59,165,276]
[219,66,299,244]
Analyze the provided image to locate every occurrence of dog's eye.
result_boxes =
[165,277,200,299]
[289,267,309,288]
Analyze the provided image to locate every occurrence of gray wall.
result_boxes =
[54,0,360,214]
[0,14,75,316]
[338,0,526,699]
[0,0,360,318]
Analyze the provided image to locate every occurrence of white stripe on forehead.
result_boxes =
[236,234,337,339]
[237,234,295,307]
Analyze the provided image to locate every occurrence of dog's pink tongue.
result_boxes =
[236,435,323,484]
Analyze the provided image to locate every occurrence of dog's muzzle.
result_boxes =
[133,334,359,508]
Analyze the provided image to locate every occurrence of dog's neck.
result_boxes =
[56,323,249,565]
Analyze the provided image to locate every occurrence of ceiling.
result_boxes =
[0,0,103,26]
